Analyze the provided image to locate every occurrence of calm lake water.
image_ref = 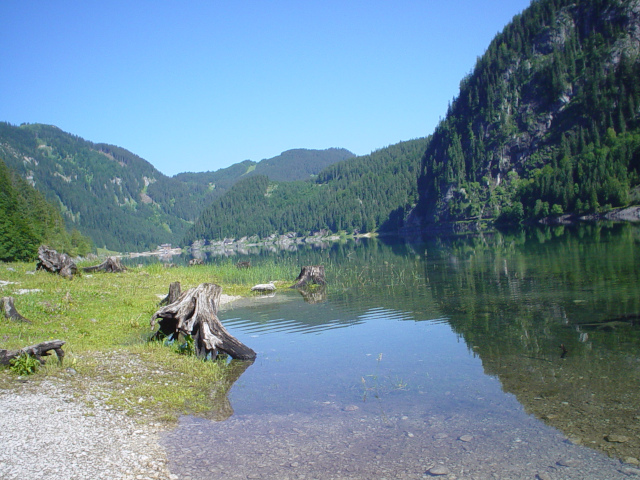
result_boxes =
[163,224,640,479]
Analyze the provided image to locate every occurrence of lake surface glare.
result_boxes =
[163,225,640,479]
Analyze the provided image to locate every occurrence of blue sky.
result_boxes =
[1,0,531,176]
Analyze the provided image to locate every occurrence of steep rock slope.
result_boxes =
[411,0,640,228]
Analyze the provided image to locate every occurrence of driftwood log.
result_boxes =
[0,339,65,366]
[158,281,181,306]
[291,265,326,289]
[36,245,78,279]
[1,297,31,323]
[82,256,127,273]
[151,283,256,361]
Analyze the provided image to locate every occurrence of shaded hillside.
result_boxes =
[0,123,214,251]
[174,148,354,200]
[0,158,92,261]
[184,138,428,243]
[411,0,640,228]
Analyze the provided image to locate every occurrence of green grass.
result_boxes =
[0,259,296,423]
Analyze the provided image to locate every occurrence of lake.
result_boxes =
[162,223,640,479]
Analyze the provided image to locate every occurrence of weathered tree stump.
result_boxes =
[36,245,78,279]
[151,283,256,361]
[1,297,31,323]
[290,265,326,288]
[0,339,65,366]
[82,256,127,273]
[158,281,181,306]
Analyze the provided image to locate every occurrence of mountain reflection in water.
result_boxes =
[164,224,640,479]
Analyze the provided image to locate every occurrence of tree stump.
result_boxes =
[0,339,65,365]
[36,245,78,279]
[82,256,127,273]
[290,265,326,288]
[158,281,181,306]
[151,283,256,361]
[0,297,31,323]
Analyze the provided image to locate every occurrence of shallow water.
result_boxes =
[163,224,640,479]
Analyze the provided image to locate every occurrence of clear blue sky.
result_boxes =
[1,0,531,176]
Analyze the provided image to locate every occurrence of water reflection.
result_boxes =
[163,224,640,478]
[424,224,640,461]
[201,359,254,422]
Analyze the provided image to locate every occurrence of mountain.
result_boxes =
[0,122,355,251]
[187,0,640,242]
[174,148,354,199]
[6,0,640,250]
[409,0,640,229]
[0,158,92,261]
[0,123,202,252]
[183,138,428,243]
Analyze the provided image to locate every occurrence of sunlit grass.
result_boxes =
[0,259,298,423]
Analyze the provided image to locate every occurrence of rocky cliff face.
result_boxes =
[409,0,640,229]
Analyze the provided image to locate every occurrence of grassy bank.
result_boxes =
[0,259,294,423]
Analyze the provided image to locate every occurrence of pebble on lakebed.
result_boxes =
[428,465,450,476]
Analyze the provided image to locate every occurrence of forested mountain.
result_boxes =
[410,0,640,228]
[0,123,352,251]
[0,123,201,251]
[0,158,92,261]
[174,148,354,199]
[183,138,428,243]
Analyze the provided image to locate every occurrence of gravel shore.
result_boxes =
[0,380,174,480]
[0,293,252,480]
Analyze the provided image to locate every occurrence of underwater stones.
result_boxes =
[557,457,579,467]
[605,434,630,443]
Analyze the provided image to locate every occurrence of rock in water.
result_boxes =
[428,465,450,476]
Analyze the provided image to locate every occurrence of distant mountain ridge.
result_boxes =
[174,148,354,200]
[183,138,428,243]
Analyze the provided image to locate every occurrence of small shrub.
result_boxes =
[9,354,41,375]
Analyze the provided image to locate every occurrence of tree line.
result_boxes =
[183,138,428,243]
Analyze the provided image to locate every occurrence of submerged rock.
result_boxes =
[428,465,450,476]
[605,434,630,443]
